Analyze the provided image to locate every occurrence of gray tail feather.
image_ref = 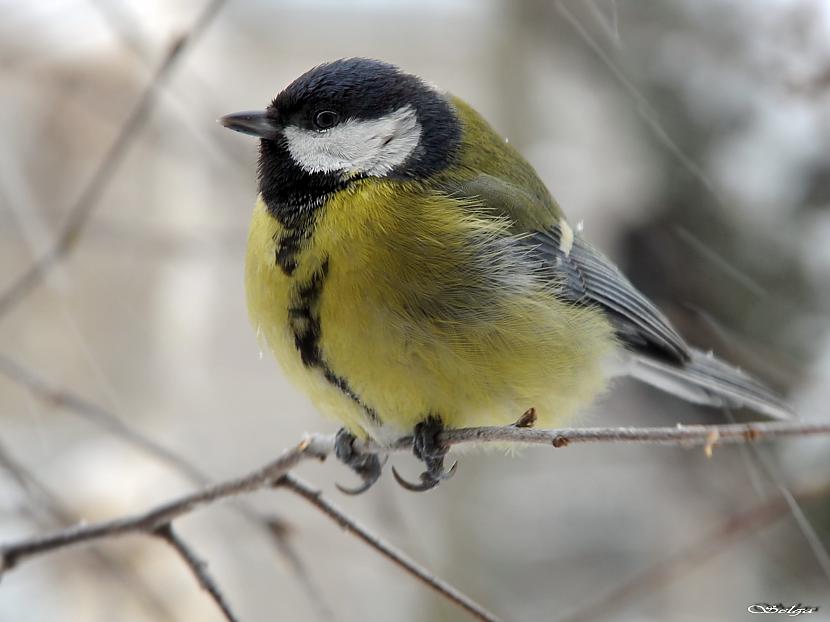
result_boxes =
[628,348,795,420]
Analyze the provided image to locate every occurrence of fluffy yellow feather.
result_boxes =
[245,172,615,441]
[224,58,791,489]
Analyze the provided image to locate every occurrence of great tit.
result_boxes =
[221,58,792,493]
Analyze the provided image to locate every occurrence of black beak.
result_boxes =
[219,110,280,139]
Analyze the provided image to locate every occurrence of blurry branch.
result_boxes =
[154,524,241,622]
[0,353,334,621]
[0,437,329,622]
[89,0,250,178]
[0,437,503,622]
[555,1,728,209]
[0,0,228,319]
[0,440,178,621]
[3,413,830,621]
[586,0,621,49]
[90,0,153,59]
[0,438,330,561]
[745,440,830,583]
[0,354,207,483]
[557,479,830,622]
[281,475,502,622]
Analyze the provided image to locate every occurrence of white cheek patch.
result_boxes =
[282,105,422,176]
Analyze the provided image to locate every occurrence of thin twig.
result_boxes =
[2,418,828,619]
[356,420,830,454]
[0,441,177,621]
[4,421,830,571]
[554,1,728,210]
[722,407,830,587]
[0,354,207,483]
[556,479,830,622]
[0,0,228,318]
[0,435,499,621]
[0,354,333,620]
[261,517,336,621]
[0,436,329,572]
[155,523,241,622]
[281,475,503,622]
[747,444,830,583]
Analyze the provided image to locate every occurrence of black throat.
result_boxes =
[257,137,351,228]
[257,137,355,275]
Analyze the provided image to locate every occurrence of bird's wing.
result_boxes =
[440,174,793,418]
[441,174,691,364]
[526,224,691,364]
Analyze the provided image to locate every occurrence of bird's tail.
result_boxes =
[626,348,794,420]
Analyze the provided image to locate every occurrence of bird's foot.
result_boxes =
[392,415,457,492]
[334,428,383,495]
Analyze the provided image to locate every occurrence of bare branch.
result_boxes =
[0,354,208,483]
[3,414,828,620]
[2,360,827,622]
[0,436,497,622]
[281,475,502,622]
[554,1,729,212]
[4,417,829,573]
[557,479,830,622]
[356,420,830,454]
[155,523,241,622]
[12,349,823,472]
[0,354,334,620]
[0,436,329,572]
[0,440,177,621]
[260,517,336,621]
[0,0,228,318]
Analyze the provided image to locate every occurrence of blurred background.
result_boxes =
[1,0,829,620]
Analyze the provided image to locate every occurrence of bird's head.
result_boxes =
[221,58,461,217]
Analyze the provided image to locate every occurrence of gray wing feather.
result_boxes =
[443,174,793,419]
[630,348,794,419]
[530,226,794,418]
[528,226,691,364]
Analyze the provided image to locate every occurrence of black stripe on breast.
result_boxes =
[273,201,322,277]
[288,259,380,424]
[322,368,381,423]
[288,260,328,366]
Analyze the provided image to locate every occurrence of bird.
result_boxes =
[220,57,793,493]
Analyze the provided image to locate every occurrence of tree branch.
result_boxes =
[154,523,241,622]
[357,419,830,453]
[0,354,208,484]
[0,434,500,622]
[0,441,178,621]
[0,436,329,572]
[4,419,829,571]
[281,475,502,622]
[0,354,327,620]
[0,0,228,318]
[2,415,828,620]
[557,479,830,622]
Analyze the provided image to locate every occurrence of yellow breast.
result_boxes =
[245,184,615,441]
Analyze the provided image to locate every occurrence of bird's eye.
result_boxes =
[313,110,339,130]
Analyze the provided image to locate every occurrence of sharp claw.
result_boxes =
[391,466,440,492]
[335,457,386,496]
[333,428,385,495]
[391,461,458,493]
[336,478,376,496]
